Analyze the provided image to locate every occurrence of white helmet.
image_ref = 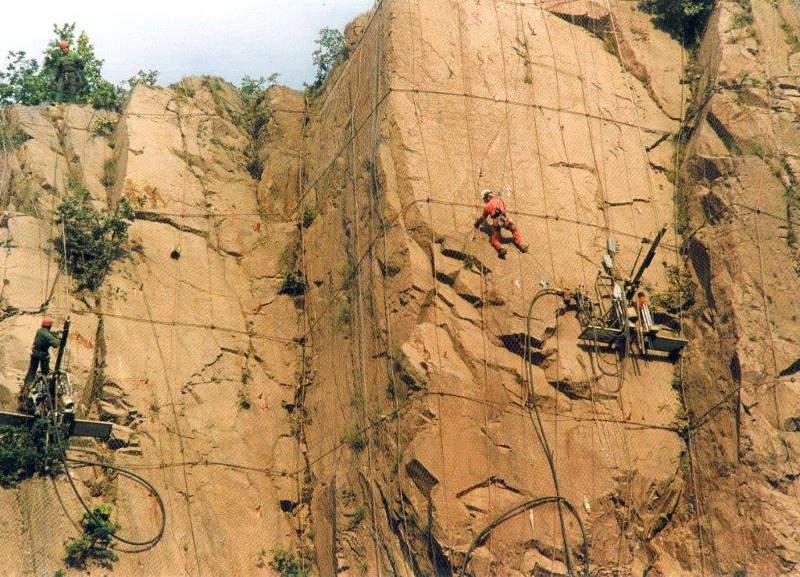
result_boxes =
[481,189,493,202]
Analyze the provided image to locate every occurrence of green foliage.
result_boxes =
[64,504,119,569]
[270,547,309,577]
[237,74,279,180]
[0,22,124,109]
[0,114,31,149]
[101,158,117,188]
[0,421,60,486]
[278,235,306,297]
[0,52,49,105]
[337,302,351,327]
[343,425,366,452]
[638,0,715,42]
[302,207,316,229]
[347,505,367,530]
[91,116,117,138]
[651,264,697,313]
[126,68,159,90]
[55,188,133,291]
[311,27,349,90]
[90,80,125,111]
[239,73,279,98]
[173,80,196,99]
[280,272,307,296]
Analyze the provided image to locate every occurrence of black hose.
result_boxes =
[457,496,590,577]
[522,289,591,577]
[62,456,166,550]
[50,417,166,550]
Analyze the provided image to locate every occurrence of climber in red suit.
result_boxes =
[474,189,529,259]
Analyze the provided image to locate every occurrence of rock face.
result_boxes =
[0,81,305,576]
[1,0,800,576]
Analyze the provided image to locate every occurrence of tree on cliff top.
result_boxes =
[639,0,715,43]
[0,23,157,110]
[311,27,349,91]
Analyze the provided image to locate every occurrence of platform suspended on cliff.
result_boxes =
[575,228,688,358]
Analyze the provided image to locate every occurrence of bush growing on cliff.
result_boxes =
[55,188,134,291]
[237,74,279,180]
[650,264,697,313]
[269,547,309,577]
[310,27,349,91]
[0,421,60,486]
[126,69,159,90]
[0,112,31,149]
[638,0,715,42]
[64,504,119,569]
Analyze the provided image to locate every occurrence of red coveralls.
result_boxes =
[475,197,524,252]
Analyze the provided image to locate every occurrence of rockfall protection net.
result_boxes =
[1,0,800,576]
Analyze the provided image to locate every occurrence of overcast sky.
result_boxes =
[0,0,374,89]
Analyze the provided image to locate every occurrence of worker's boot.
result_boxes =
[517,243,529,253]
[497,248,508,259]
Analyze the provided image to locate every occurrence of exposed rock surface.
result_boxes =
[1,0,800,576]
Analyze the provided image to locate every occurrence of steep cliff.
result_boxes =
[1,0,800,576]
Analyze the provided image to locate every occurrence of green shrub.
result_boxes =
[270,547,309,577]
[64,504,118,569]
[90,80,125,111]
[246,155,265,180]
[240,74,279,98]
[236,74,279,181]
[0,421,60,486]
[126,69,159,90]
[638,0,715,42]
[302,207,316,229]
[650,264,697,312]
[337,303,351,327]
[101,158,117,188]
[55,188,134,291]
[343,425,366,452]
[280,272,307,296]
[91,117,117,138]
[0,115,30,149]
[310,27,349,91]
[347,505,367,530]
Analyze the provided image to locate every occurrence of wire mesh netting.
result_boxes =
[1,0,800,576]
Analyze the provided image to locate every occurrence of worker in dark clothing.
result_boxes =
[474,189,529,259]
[52,40,85,103]
[24,317,60,385]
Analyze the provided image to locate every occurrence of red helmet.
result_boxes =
[41,317,53,328]
[58,40,69,51]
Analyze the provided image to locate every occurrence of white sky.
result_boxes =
[0,0,374,89]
